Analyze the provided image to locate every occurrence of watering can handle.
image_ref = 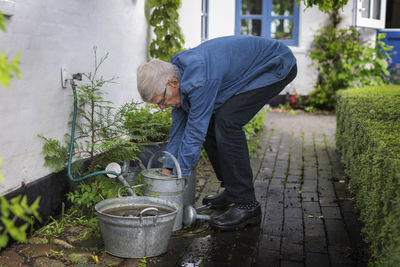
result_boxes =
[147,151,182,179]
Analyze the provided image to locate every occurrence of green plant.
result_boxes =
[0,12,21,88]
[122,103,171,143]
[138,257,147,267]
[39,47,140,174]
[297,0,348,12]
[0,195,41,248]
[307,12,396,110]
[336,85,400,266]
[147,0,185,61]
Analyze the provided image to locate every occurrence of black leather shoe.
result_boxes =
[202,190,233,209]
[210,202,261,231]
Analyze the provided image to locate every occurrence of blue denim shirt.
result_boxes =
[163,35,296,176]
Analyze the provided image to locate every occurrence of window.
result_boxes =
[354,0,387,29]
[385,0,400,28]
[235,0,299,46]
[201,0,209,42]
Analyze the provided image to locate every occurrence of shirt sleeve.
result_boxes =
[175,79,221,176]
[163,107,188,169]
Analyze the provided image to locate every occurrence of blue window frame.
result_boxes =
[235,0,299,46]
[201,0,209,42]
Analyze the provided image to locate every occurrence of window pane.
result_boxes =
[271,19,293,40]
[372,0,381,19]
[361,0,370,18]
[241,19,262,36]
[272,0,294,16]
[242,0,262,15]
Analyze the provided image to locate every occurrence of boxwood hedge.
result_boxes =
[336,85,400,266]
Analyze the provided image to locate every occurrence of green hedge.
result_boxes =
[336,85,400,266]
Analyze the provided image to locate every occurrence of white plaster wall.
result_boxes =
[178,0,375,96]
[208,0,235,39]
[180,0,201,48]
[0,0,148,194]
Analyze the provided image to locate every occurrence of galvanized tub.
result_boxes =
[95,196,178,258]
[143,151,186,231]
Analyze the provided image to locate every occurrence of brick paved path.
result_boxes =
[151,111,367,267]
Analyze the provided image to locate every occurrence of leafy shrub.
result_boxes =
[122,103,171,143]
[336,85,400,266]
[308,13,396,110]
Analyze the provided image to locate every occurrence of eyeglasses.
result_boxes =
[157,83,167,106]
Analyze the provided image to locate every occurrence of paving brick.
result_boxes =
[319,197,339,207]
[265,204,284,223]
[305,252,330,267]
[302,202,322,216]
[253,250,280,267]
[325,219,351,247]
[328,245,355,267]
[287,174,301,183]
[281,242,304,261]
[258,234,281,251]
[254,180,269,199]
[304,217,325,237]
[262,221,283,236]
[285,207,303,219]
[340,199,356,213]
[285,197,302,208]
[269,178,285,187]
[285,187,301,198]
[318,183,336,197]
[267,187,284,203]
[281,261,304,267]
[273,170,287,179]
[304,167,318,180]
[305,236,328,253]
[301,192,318,202]
[258,167,273,179]
[282,219,303,244]
[288,169,303,176]
[301,180,317,192]
[321,206,342,219]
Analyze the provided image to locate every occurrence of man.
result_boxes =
[137,35,297,231]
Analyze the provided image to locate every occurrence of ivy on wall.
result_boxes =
[146,0,185,61]
[298,0,349,12]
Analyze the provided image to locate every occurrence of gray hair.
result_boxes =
[137,59,178,102]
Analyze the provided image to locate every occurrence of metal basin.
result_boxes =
[95,196,178,258]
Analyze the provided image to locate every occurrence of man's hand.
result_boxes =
[161,168,173,175]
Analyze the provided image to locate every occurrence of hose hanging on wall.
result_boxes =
[67,78,120,182]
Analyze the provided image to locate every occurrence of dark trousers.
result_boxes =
[203,64,297,203]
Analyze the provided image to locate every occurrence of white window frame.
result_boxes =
[354,0,387,29]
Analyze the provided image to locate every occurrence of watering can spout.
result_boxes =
[105,162,136,196]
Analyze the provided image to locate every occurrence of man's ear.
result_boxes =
[169,77,180,88]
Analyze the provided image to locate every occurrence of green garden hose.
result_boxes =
[67,80,120,182]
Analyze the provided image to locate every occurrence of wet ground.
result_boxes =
[0,111,368,267]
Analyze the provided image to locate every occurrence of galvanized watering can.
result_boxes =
[141,151,187,231]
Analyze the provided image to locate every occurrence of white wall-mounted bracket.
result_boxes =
[61,68,72,88]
